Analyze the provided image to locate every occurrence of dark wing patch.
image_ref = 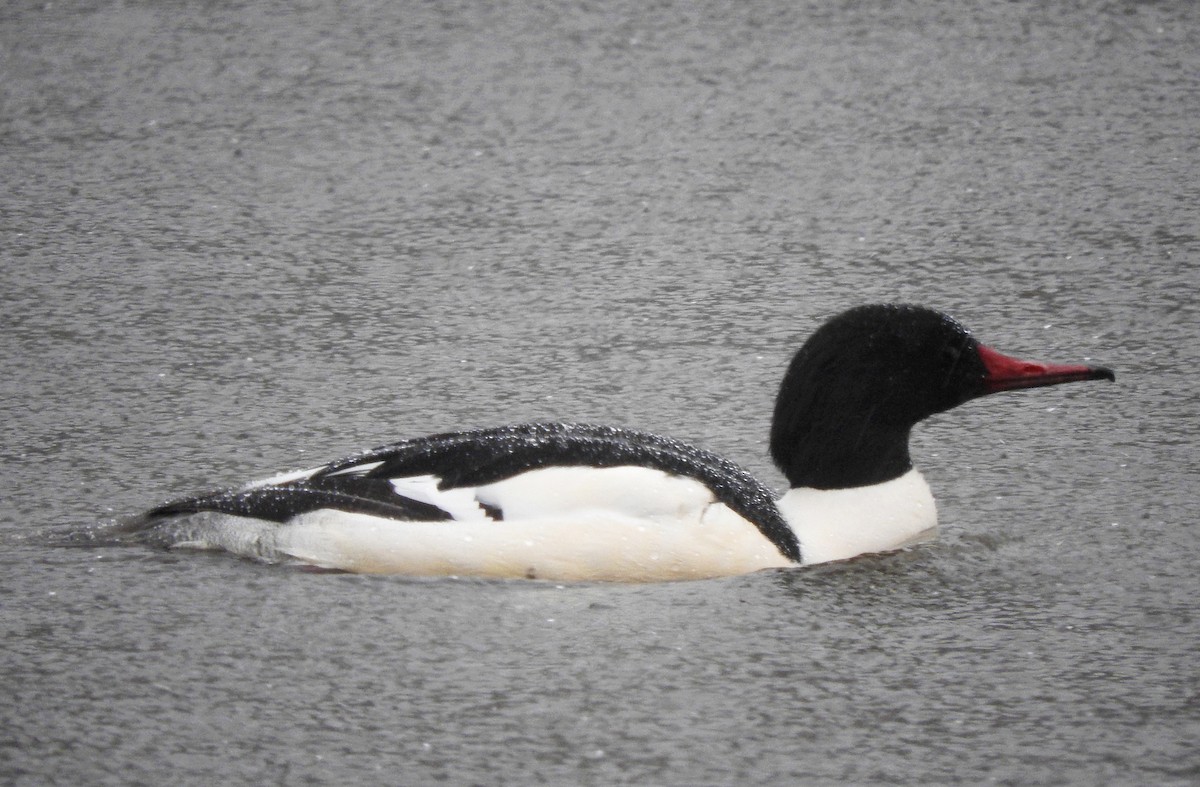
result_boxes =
[145,481,452,523]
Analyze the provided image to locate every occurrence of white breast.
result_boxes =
[778,468,938,565]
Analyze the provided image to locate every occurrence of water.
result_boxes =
[2,1,1198,783]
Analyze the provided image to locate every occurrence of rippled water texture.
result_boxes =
[2,1,1197,784]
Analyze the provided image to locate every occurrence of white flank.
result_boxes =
[159,465,794,581]
[269,503,792,581]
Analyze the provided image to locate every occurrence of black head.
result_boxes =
[770,304,1114,489]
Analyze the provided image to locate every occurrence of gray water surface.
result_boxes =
[2,1,1198,784]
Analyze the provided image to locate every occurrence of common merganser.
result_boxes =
[123,304,1113,581]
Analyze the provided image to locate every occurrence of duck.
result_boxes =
[123,304,1114,581]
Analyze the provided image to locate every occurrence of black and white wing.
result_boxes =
[139,422,800,561]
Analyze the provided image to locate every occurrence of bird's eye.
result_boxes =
[940,343,963,367]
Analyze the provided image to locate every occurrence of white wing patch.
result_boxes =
[323,461,384,478]
[387,466,718,523]
[243,460,386,490]
[242,465,324,489]
[475,465,716,521]
[389,475,491,521]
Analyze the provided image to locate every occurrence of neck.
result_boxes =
[771,418,914,490]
